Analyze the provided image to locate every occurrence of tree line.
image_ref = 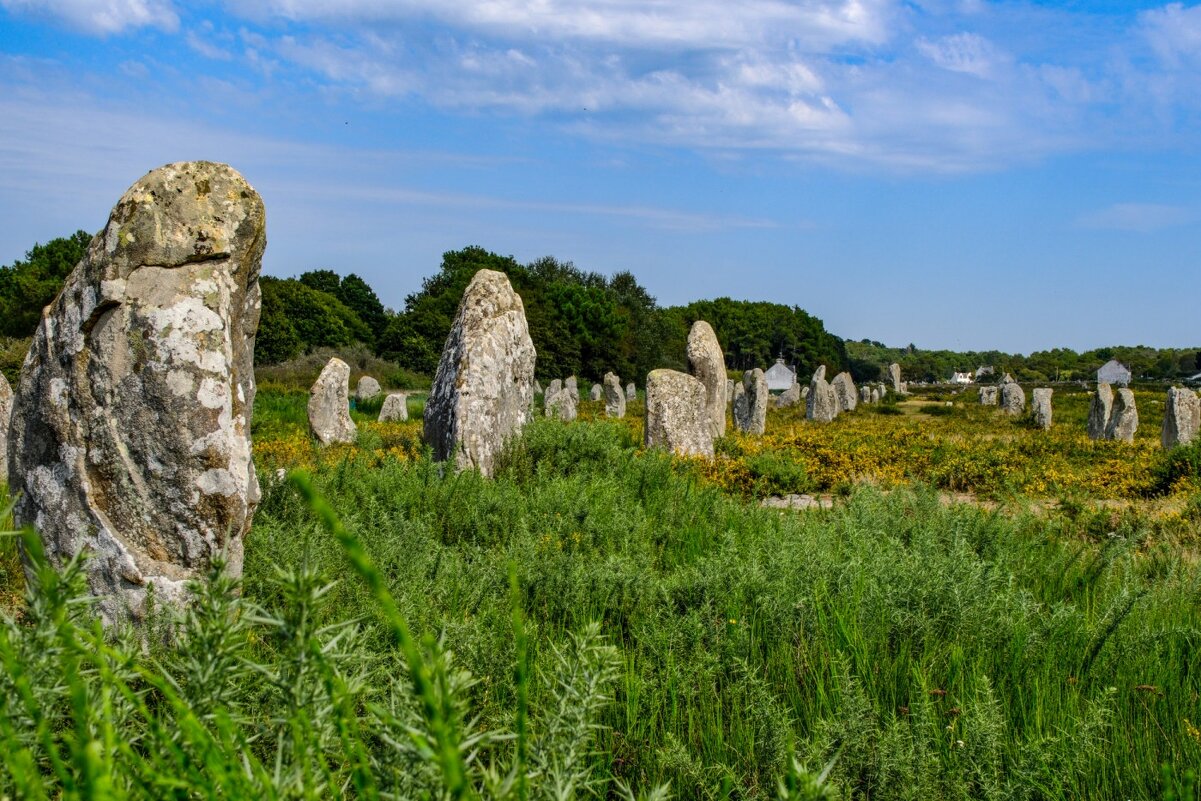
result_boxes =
[2,232,1198,386]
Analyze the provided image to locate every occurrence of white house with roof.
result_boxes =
[1096,359,1132,386]
[764,359,796,391]
[951,372,974,384]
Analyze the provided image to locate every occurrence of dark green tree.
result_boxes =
[254,277,372,365]
[0,230,91,337]
[337,274,388,342]
[298,269,341,297]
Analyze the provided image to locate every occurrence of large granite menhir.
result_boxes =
[1088,383,1113,440]
[806,365,838,423]
[645,369,713,456]
[0,375,11,484]
[309,358,356,445]
[1163,387,1200,448]
[8,161,264,625]
[686,321,726,440]
[733,368,767,434]
[424,269,536,476]
[603,372,626,418]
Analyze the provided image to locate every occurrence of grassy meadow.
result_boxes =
[2,377,1200,799]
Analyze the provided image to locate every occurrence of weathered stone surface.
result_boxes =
[603,372,625,418]
[356,375,381,402]
[1106,388,1138,443]
[565,376,580,403]
[310,358,357,445]
[1087,383,1113,440]
[378,392,408,422]
[859,385,871,404]
[831,371,857,413]
[544,378,577,421]
[806,366,838,423]
[760,493,834,510]
[626,382,636,400]
[733,368,767,434]
[888,363,906,394]
[1032,388,1053,430]
[533,379,543,396]
[686,321,726,439]
[870,387,881,404]
[1000,381,1026,415]
[1162,387,1201,448]
[8,161,264,624]
[590,383,602,402]
[979,386,998,406]
[644,369,713,456]
[727,378,736,406]
[776,379,802,408]
[424,269,536,476]
[0,374,11,485]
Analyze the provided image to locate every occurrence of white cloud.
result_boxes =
[916,32,1007,78]
[1140,2,1201,66]
[1076,203,1196,233]
[0,0,178,34]
[240,0,898,50]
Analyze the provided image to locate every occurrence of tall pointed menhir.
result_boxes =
[8,161,265,625]
[424,269,536,476]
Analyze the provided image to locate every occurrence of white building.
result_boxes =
[1096,359,1132,386]
[951,372,974,384]
[764,359,796,391]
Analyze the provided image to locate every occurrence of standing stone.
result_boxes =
[533,379,543,396]
[424,269,536,476]
[379,392,409,422]
[686,321,727,440]
[888,363,906,395]
[356,375,381,403]
[733,368,768,434]
[603,372,626,418]
[545,377,576,421]
[1000,381,1026,415]
[590,383,603,402]
[310,358,357,445]
[806,365,839,423]
[7,161,264,624]
[776,379,802,408]
[1032,388,1053,430]
[626,382,636,400]
[1162,387,1201,448]
[1106,388,1139,443]
[727,378,736,406]
[868,387,879,404]
[0,374,11,485]
[1088,383,1113,440]
[565,376,580,404]
[644,369,713,456]
[831,372,858,413]
[859,385,871,405]
[979,386,998,406]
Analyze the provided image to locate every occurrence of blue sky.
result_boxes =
[1,0,1198,353]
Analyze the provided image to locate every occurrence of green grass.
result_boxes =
[2,419,1199,798]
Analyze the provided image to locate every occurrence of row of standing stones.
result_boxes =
[976,373,1201,446]
[3,161,1198,625]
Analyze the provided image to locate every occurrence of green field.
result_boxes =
[2,386,1200,799]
